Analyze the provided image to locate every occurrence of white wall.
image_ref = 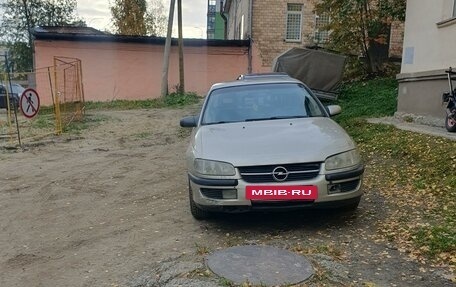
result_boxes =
[401,0,456,73]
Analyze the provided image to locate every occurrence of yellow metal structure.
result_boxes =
[52,57,85,134]
[1,56,84,147]
[1,73,13,142]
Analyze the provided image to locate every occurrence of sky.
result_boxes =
[76,0,207,38]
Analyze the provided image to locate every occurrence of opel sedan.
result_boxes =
[180,73,364,219]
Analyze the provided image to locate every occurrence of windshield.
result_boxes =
[201,83,325,125]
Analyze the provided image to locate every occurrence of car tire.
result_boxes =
[188,182,211,220]
[445,114,456,132]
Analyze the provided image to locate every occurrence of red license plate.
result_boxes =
[246,185,318,200]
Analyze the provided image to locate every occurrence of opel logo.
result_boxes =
[272,166,289,182]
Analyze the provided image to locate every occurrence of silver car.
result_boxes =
[180,73,364,219]
[0,83,25,109]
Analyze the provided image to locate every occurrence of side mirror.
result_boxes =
[326,105,342,116]
[180,115,198,127]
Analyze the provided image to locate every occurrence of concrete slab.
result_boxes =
[367,117,456,141]
[206,245,313,286]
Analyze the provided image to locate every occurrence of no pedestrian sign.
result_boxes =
[20,88,40,119]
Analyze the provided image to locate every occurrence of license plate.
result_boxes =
[246,185,318,200]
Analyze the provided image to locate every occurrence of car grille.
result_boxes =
[238,162,321,183]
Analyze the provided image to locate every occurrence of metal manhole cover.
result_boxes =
[206,245,313,286]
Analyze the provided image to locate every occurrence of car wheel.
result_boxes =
[188,181,211,220]
[445,114,456,132]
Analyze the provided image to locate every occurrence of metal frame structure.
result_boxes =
[0,52,22,147]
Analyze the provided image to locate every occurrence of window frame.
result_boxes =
[314,13,330,44]
[285,3,303,42]
[437,0,456,27]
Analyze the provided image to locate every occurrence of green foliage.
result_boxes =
[0,0,83,72]
[110,0,148,35]
[110,0,166,36]
[146,0,167,36]
[164,92,200,107]
[6,42,33,73]
[315,0,406,75]
[334,77,398,125]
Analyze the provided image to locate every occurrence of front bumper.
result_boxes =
[188,165,364,213]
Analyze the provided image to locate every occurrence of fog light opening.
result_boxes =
[222,189,238,199]
[328,183,341,194]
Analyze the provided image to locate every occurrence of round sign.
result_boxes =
[20,88,40,118]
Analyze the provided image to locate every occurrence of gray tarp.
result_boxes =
[272,48,346,100]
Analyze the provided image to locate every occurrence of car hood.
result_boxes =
[193,118,356,166]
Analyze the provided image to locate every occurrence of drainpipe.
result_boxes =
[220,0,227,40]
[247,0,253,73]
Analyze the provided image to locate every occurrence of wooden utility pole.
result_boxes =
[161,0,176,97]
[177,0,185,94]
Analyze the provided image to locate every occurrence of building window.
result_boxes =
[286,3,302,42]
[314,13,330,44]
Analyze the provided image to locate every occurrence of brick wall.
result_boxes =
[252,0,316,68]
[225,0,404,69]
[34,40,250,105]
[389,21,404,58]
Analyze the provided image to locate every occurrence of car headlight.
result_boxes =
[194,159,235,176]
[325,150,361,171]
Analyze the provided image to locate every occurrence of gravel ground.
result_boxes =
[0,107,453,287]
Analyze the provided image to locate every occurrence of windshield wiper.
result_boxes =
[244,115,308,122]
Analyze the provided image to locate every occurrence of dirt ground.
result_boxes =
[0,107,453,287]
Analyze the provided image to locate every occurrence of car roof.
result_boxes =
[0,83,23,87]
[209,73,303,91]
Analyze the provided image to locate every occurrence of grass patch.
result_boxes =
[62,114,108,135]
[85,92,200,110]
[414,226,456,257]
[336,78,456,269]
[30,114,55,129]
[218,278,236,287]
[335,77,398,125]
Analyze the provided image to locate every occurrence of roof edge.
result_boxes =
[32,31,249,47]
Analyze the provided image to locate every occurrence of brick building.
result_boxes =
[222,0,404,70]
